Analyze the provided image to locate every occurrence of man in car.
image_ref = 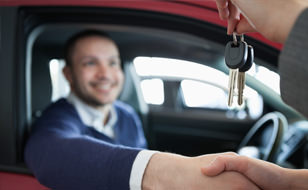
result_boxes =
[24,30,259,190]
[201,0,308,189]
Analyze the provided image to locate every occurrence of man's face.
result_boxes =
[64,36,124,107]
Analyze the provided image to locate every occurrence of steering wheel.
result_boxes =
[237,112,287,162]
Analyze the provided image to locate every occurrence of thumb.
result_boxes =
[229,0,257,34]
[227,0,240,34]
[201,156,228,176]
[236,16,257,34]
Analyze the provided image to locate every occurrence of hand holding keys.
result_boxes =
[225,33,254,107]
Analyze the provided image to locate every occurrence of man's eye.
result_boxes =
[110,61,120,67]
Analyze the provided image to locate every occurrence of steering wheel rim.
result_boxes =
[238,112,287,162]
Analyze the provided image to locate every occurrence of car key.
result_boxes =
[238,45,254,105]
[227,66,237,107]
[225,33,248,107]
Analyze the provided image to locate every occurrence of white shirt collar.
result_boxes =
[67,92,117,139]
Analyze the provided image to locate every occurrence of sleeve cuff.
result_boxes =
[129,150,158,190]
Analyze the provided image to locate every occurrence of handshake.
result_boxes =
[142,152,305,190]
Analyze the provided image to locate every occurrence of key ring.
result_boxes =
[233,32,245,46]
[240,34,244,42]
[232,32,237,45]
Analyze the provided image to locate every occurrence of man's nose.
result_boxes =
[96,63,110,78]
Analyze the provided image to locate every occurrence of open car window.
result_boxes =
[133,56,279,119]
[49,59,70,101]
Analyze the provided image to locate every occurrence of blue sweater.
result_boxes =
[24,99,147,190]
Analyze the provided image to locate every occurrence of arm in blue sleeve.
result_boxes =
[24,120,141,190]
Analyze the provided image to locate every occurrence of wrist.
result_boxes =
[279,0,308,43]
[287,169,308,190]
[141,152,188,190]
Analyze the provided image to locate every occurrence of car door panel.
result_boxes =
[148,109,256,156]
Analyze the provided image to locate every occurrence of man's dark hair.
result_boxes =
[64,30,115,67]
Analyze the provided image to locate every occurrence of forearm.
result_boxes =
[25,133,140,190]
[267,0,308,43]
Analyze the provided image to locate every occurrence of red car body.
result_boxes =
[0,1,281,189]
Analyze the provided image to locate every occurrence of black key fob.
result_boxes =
[239,45,254,72]
[225,41,248,69]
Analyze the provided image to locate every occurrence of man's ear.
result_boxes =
[63,66,73,85]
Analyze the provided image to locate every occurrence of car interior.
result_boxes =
[4,6,308,175]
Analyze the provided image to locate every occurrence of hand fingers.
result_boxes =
[199,152,237,176]
[216,0,229,20]
[201,155,247,176]
[201,156,228,176]
[227,1,240,34]
[216,0,256,35]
